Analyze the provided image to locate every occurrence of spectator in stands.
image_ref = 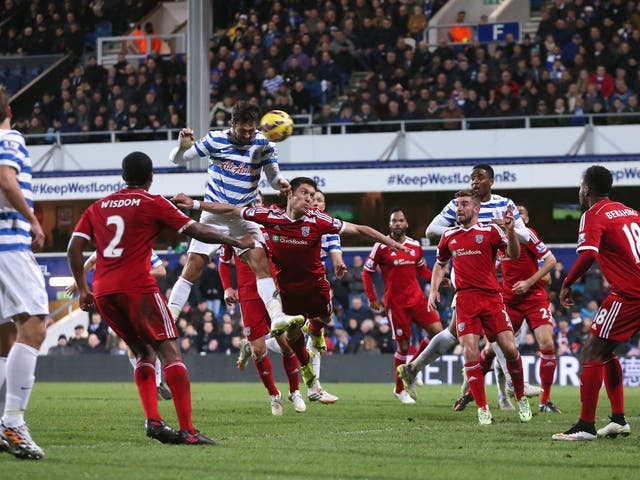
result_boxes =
[81,333,108,354]
[199,258,224,319]
[48,334,76,355]
[344,296,373,326]
[87,311,109,345]
[407,5,428,39]
[449,10,471,45]
[198,318,217,354]
[441,99,464,129]
[554,317,572,356]
[588,65,615,99]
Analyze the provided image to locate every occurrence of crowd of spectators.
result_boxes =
[7,1,640,143]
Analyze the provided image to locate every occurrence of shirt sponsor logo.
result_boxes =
[220,159,252,175]
[453,248,482,256]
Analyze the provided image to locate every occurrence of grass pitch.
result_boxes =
[2,382,638,479]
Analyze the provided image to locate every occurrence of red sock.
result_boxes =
[538,349,556,404]
[308,318,324,336]
[287,330,310,365]
[282,353,300,393]
[411,337,430,361]
[254,355,279,396]
[479,348,494,376]
[394,351,409,394]
[465,362,487,408]
[134,360,160,420]
[163,360,194,433]
[506,354,525,401]
[604,355,624,415]
[579,360,604,423]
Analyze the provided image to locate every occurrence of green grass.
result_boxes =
[2,383,639,479]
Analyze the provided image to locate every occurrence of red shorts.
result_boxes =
[455,290,513,342]
[504,294,554,333]
[239,297,270,341]
[591,294,640,342]
[387,296,440,342]
[281,278,332,319]
[95,291,177,345]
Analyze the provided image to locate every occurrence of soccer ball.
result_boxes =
[260,110,294,142]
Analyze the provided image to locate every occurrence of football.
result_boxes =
[260,110,294,142]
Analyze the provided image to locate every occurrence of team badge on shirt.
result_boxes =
[301,226,310,237]
[475,235,484,243]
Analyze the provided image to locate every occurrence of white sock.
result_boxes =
[2,343,38,427]
[412,328,457,371]
[155,358,162,386]
[265,336,281,354]
[168,277,193,320]
[0,356,7,390]
[256,278,284,320]
[491,341,511,397]
[308,342,321,389]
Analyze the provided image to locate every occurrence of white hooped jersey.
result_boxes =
[188,128,282,206]
[429,193,528,243]
[0,129,34,252]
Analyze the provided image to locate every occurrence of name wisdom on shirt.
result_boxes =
[101,198,141,208]
[604,209,638,220]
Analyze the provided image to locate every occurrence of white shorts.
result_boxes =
[188,210,265,257]
[0,250,49,323]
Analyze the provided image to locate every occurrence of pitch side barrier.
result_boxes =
[34,354,640,387]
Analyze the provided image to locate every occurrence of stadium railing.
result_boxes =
[22,111,640,147]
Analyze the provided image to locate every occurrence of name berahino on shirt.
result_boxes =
[604,208,638,220]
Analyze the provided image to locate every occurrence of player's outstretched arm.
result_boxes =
[342,222,410,252]
[169,128,197,164]
[171,192,242,217]
[426,213,451,242]
[185,223,253,250]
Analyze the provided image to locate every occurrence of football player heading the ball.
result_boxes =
[167,101,306,337]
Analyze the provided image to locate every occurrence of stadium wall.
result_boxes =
[29,125,640,173]
[34,354,640,387]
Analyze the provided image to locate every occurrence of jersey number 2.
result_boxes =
[104,215,124,257]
